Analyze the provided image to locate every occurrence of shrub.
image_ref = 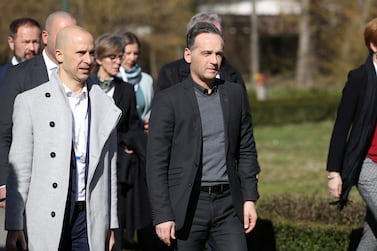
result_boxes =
[258,194,365,226]
[248,194,366,250]
[249,97,340,126]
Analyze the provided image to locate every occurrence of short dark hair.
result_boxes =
[186,22,223,49]
[9,17,41,38]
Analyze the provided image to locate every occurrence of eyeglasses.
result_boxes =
[105,54,124,62]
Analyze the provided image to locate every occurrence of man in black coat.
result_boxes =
[0,11,76,208]
[156,12,245,92]
[146,22,260,251]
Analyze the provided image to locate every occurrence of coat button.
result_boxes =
[45,92,51,98]
[51,211,55,217]
[52,183,58,188]
[50,152,56,158]
[49,121,55,127]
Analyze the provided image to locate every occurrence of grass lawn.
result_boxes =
[254,120,361,202]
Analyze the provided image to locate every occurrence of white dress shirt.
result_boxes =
[42,49,58,79]
[63,84,89,202]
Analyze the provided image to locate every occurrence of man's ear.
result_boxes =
[42,30,48,46]
[8,36,15,51]
[371,42,377,53]
[184,48,191,64]
[55,49,63,63]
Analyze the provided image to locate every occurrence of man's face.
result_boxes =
[60,33,94,83]
[8,25,41,62]
[184,33,223,86]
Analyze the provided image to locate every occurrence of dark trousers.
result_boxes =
[59,202,90,251]
[175,189,247,251]
[59,150,89,251]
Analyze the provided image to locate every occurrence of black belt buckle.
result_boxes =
[75,201,86,211]
[201,184,229,194]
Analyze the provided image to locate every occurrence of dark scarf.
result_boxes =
[124,64,142,85]
[97,76,114,93]
[335,54,377,209]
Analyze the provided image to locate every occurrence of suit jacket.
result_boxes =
[0,54,48,185]
[146,77,260,230]
[5,70,121,251]
[156,57,245,91]
[0,61,12,88]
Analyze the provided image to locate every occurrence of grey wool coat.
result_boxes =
[5,69,121,251]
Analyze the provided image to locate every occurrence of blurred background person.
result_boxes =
[0,17,41,86]
[118,31,154,133]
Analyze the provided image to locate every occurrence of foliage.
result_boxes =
[249,96,339,126]
[258,194,365,226]
[0,0,195,77]
[1,1,377,83]
[250,195,365,251]
[271,220,357,251]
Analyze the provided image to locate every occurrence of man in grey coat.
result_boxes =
[5,25,121,251]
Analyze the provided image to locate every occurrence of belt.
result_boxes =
[75,201,86,212]
[200,184,230,194]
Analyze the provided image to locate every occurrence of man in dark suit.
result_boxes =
[156,12,245,91]
[0,17,41,87]
[0,10,76,208]
[146,22,260,251]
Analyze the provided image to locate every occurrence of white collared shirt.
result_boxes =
[42,49,58,79]
[63,84,89,202]
[11,56,20,66]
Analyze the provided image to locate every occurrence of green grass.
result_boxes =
[254,120,361,202]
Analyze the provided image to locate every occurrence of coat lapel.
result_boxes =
[86,84,121,183]
[218,82,230,155]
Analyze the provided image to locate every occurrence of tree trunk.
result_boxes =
[296,0,313,87]
[250,0,259,88]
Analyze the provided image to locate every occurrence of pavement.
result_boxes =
[0,208,5,250]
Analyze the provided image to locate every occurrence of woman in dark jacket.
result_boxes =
[327,18,377,249]
[88,33,162,251]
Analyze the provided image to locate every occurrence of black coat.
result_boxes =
[0,54,49,185]
[327,54,377,207]
[147,77,260,229]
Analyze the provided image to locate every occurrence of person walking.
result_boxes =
[327,17,377,250]
[5,25,121,251]
[146,22,260,251]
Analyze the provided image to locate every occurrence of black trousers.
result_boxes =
[175,189,247,251]
[59,151,89,251]
[58,202,90,251]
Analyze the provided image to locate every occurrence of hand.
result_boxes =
[6,230,27,251]
[124,147,134,154]
[106,229,115,251]
[328,171,342,198]
[155,221,176,246]
[143,120,149,133]
[243,201,257,233]
[0,186,5,208]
